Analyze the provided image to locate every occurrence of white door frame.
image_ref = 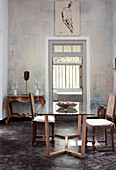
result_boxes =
[0,32,3,120]
[45,36,90,112]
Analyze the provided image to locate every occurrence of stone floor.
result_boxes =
[0,117,116,170]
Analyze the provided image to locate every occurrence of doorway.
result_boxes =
[45,37,90,111]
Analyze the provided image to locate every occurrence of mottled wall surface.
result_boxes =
[0,0,8,119]
[8,0,54,95]
[113,0,116,56]
[8,0,114,110]
[112,0,116,93]
[80,0,113,108]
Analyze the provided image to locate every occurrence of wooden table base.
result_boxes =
[45,115,87,158]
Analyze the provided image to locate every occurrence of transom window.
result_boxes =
[53,44,82,53]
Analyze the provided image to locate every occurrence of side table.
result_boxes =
[5,95,45,124]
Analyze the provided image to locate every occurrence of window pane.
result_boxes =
[54,45,62,52]
[64,45,71,52]
[53,64,80,89]
[69,66,73,88]
[75,65,80,88]
[66,65,70,88]
[72,45,81,52]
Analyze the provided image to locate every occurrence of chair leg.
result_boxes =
[85,127,88,146]
[92,129,95,153]
[111,127,115,151]
[51,124,55,146]
[104,129,107,145]
[32,123,37,146]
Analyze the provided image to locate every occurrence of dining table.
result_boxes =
[38,102,94,158]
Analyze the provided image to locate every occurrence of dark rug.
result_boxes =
[0,118,116,170]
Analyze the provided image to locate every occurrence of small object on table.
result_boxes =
[56,101,77,113]
[24,71,30,94]
[35,89,40,95]
[57,101,77,108]
[14,89,17,95]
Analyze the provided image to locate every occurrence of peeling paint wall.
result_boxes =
[8,0,114,111]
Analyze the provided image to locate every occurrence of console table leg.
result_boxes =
[5,100,10,125]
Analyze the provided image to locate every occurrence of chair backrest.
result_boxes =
[29,92,36,118]
[105,93,116,122]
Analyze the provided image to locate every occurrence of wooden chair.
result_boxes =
[86,93,116,152]
[29,92,55,146]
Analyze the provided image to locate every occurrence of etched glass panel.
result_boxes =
[54,57,82,64]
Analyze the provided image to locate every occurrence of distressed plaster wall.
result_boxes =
[112,0,116,93]
[8,0,113,112]
[113,0,116,56]
[81,0,113,108]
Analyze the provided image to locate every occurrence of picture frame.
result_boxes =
[55,1,80,36]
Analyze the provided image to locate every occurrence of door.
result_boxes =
[48,40,86,106]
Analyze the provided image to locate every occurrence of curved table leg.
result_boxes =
[5,100,10,125]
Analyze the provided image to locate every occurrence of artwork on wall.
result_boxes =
[55,1,80,36]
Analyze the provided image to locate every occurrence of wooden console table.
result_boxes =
[5,95,45,125]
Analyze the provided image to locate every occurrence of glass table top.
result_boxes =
[37,102,95,116]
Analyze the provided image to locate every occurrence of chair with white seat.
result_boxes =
[29,92,55,146]
[86,93,116,152]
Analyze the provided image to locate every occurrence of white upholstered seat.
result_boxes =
[33,115,55,123]
[86,119,114,127]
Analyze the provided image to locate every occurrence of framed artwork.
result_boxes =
[55,1,80,36]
